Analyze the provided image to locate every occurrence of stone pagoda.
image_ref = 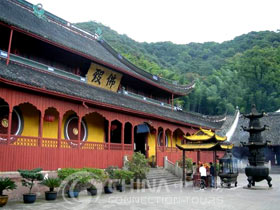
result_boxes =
[241,105,272,188]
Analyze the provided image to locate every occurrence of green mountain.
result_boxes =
[76,21,280,115]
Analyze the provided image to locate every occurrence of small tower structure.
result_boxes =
[241,105,272,188]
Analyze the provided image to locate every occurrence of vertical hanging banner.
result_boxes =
[86,63,122,92]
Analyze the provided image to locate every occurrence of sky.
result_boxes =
[27,0,280,44]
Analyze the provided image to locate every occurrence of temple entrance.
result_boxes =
[134,124,149,157]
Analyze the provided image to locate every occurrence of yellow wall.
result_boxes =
[61,111,105,142]
[62,111,75,140]
[84,113,104,142]
[173,131,184,146]
[43,108,58,138]
[20,104,39,137]
[148,133,156,157]
[16,102,111,143]
[166,131,172,147]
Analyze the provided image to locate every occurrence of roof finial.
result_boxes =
[33,3,46,20]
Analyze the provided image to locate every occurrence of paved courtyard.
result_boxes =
[3,173,279,210]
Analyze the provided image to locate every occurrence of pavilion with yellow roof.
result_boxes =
[176,127,234,187]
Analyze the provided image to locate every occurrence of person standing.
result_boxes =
[192,162,197,179]
[210,162,215,187]
[199,163,207,189]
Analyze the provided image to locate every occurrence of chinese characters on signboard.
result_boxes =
[86,63,122,92]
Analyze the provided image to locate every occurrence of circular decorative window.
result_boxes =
[157,130,168,147]
[0,105,23,141]
[64,115,87,146]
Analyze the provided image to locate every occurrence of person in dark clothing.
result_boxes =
[210,162,215,187]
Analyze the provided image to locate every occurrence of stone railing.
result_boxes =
[163,156,183,178]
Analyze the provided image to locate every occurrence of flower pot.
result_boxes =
[116,184,124,192]
[23,193,36,204]
[87,188,97,196]
[0,195,8,207]
[104,186,113,194]
[45,191,57,201]
[67,191,79,198]
[133,182,144,189]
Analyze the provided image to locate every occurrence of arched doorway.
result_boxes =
[134,123,150,156]
[0,99,23,141]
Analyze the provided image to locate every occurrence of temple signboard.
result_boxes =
[86,63,122,92]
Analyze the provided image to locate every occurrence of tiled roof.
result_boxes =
[0,0,194,96]
[0,59,225,129]
[231,112,280,146]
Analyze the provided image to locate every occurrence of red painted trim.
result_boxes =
[6,29,13,65]
[0,21,184,96]
[0,76,213,130]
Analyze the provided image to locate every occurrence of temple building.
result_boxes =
[0,0,236,171]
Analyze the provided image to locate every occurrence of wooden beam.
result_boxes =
[183,150,186,187]
[6,29,13,66]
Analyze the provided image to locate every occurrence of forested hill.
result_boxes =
[76,21,280,115]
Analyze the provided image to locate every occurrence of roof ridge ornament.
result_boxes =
[33,3,46,20]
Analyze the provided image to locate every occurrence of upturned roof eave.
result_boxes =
[0,0,194,96]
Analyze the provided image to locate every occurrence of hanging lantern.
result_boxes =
[44,114,55,122]
[111,124,118,131]
[151,129,156,134]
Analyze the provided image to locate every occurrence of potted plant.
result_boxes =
[114,169,134,192]
[127,152,150,189]
[57,168,79,198]
[18,168,44,204]
[40,177,61,200]
[103,179,114,194]
[104,166,118,193]
[68,172,92,198]
[82,168,107,196]
[86,184,97,196]
[0,177,17,207]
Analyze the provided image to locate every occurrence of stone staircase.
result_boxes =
[146,168,182,188]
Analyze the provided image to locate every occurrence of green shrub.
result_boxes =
[82,168,107,182]
[18,168,44,194]
[177,158,193,172]
[105,166,118,179]
[57,168,80,180]
[127,152,150,181]
[114,169,134,185]
[40,177,61,192]
[0,177,17,196]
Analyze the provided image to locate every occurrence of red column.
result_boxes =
[171,132,173,153]
[131,125,134,151]
[7,109,12,145]
[108,121,111,150]
[155,129,158,166]
[197,150,201,165]
[77,116,81,149]
[121,124,124,151]
[6,29,13,66]
[57,114,62,148]
[162,130,166,152]
[38,112,44,147]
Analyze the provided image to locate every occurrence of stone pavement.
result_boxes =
[3,173,279,210]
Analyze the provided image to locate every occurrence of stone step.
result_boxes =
[147,174,178,179]
[147,176,181,181]
[146,168,181,188]
[148,180,181,188]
